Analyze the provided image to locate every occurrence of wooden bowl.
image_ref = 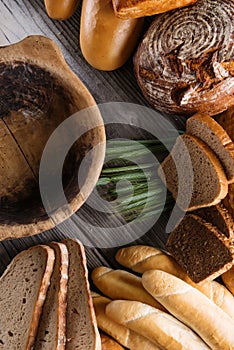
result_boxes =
[0,36,106,240]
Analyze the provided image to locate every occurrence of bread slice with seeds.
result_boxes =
[35,242,69,350]
[166,214,234,283]
[186,113,234,183]
[63,238,101,350]
[0,245,55,349]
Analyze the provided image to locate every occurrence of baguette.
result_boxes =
[116,245,234,319]
[91,266,165,311]
[80,0,144,70]
[92,292,160,350]
[100,333,124,350]
[106,300,209,350]
[222,266,234,295]
[142,270,234,349]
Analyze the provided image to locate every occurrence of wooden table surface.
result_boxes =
[0,0,187,277]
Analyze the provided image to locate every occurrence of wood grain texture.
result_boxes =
[0,0,187,277]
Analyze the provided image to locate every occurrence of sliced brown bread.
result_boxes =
[63,238,101,350]
[158,134,228,211]
[186,113,234,183]
[193,203,234,238]
[35,242,69,350]
[0,245,55,349]
[166,214,234,283]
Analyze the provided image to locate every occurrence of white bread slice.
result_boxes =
[35,242,69,350]
[186,113,234,183]
[0,245,55,349]
[63,238,101,350]
[158,134,228,210]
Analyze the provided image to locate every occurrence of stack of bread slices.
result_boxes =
[158,111,234,283]
[0,238,101,350]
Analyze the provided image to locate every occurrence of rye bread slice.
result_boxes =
[166,214,234,283]
[62,238,101,350]
[193,203,234,238]
[35,242,69,350]
[158,134,228,211]
[186,113,234,183]
[0,245,55,349]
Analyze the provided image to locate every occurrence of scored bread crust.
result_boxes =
[34,242,69,350]
[158,134,228,211]
[186,113,234,183]
[112,0,197,18]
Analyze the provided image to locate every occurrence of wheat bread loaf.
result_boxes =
[112,0,197,18]
[142,270,234,350]
[92,292,160,350]
[91,266,165,311]
[0,245,55,350]
[217,106,234,142]
[193,203,234,238]
[222,266,234,295]
[186,113,234,183]
[158,134,228,211]
[106,300,209,350]
[63,239,101,350]
[116,245,234,319]
[166,214,234,282]
[35,242,68,350]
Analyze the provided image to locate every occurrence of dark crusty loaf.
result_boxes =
[35,242,68,350]
[0,245,55,349]
[63,238,101,350]
[158,134,228,211]
[193,204,234,238]
[166,214,234,282]
[134,0,234,115]
[186,113,234,183]
[112,0,197,18]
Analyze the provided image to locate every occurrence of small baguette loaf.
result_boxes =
[142,270,234,350]
[116,245,234,319]
[100,333,124,350]
[91,266,165,311]
[106,300,209,350]
[222,266,234,295]
[92,292,160,350]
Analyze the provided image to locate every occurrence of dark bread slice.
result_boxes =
[166,214,234,283]
[35,242,68,350]
[158,134,228,211]
[193,203,234,238]
[0,245,55,349]
[62,238,101,350]
[186,113,234,183]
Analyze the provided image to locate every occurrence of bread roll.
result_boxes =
[142,270,234,349]
[100,333,124,350]
[91,266,165,311]
[106,300,209,350]
[116,245,234,319]
[44,0,79,20]
[222,266,234,295]
[112,0,197,18]
[92,292,160,350]
[80,0,144,70]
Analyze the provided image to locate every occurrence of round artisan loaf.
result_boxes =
[134,0,234,115]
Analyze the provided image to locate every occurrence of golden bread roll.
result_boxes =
[112,0,197,18]
[116,245,234,319]
[100,333,124,350]
[142,270,234,350]
[80,0,144,70]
